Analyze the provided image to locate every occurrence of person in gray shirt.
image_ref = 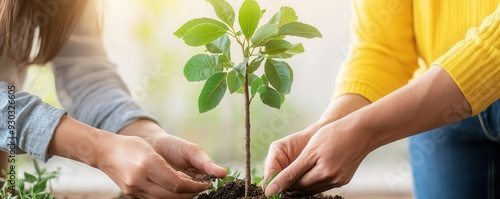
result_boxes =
[0,1,226,198]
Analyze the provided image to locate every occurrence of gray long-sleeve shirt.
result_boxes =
[0,2,154,161]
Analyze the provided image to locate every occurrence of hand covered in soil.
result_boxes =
[264,120,373,196]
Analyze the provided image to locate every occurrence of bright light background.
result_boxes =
[22,0,412,196]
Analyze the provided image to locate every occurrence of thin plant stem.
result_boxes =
[244,61,252,197]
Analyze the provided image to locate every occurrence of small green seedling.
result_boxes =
[210,167,241,191]
[265,172,281,199]
[1,160,60,199]
[251,167,263,187]
[175,0,321,196]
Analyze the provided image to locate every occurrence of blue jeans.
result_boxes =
[410,100,500,199]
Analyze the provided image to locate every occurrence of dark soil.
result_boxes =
[197,179,343,199]
[116,173,343,199]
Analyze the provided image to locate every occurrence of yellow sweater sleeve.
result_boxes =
[434,6,500,116]
[333,0,419,102]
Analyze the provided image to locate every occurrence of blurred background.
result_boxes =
[21,0,412,198]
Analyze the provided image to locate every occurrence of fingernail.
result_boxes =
[265,184,279,196]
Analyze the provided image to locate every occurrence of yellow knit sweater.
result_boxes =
[334,0,500,115]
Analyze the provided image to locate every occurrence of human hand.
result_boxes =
[264,120,374,196]
[150,134,227,179]
[96,134,212,199]
[118,119,227,180]
[262,123,321,190]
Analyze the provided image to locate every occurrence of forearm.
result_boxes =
[48,115,112,167]
[312,94,371,132]
[347,66,470,150]
[52,0,156,134]
[319,94,371,124]
[52,57,156,133]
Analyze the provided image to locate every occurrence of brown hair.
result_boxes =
[0,0,88,67]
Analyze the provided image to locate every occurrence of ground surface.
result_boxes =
[53,192,412,199]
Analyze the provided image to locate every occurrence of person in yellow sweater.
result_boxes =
[263,1,500,198]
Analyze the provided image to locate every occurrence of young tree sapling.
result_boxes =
[174,0,321,196]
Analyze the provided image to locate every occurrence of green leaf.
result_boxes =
[183,23,229,46]
[279,93,285,104]
[261,74,269,86]
[206,43,222,53]
[263,40,292,54]
[34,160,42,177]
[206,0,235,27]
[233,58,248,76]
[269,43,304,58]
[198,73,227,113]
[266,172,280,188]
[174,18,228,38]
[269,7,298,25]
[248,55,264,74]
[235,87,244,94]
[227,71,244,94]
[250,77,263,96]
[24,172,37,183]
[184,54,223,82]
[238,0,261,39]
[33,179,48,193]
[259,86,281,109]
[205,35,231,60]
[18,178,25,192]
[251,24,279,46]
[248,73,258,85]
[260,9,266,19]
[264,59,293,94]
[251,167,263,187]
[215,54,233,68]
[278,22,322,39]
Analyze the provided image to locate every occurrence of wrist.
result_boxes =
[118,119,166,145]
[49,116,109,167]
[337,109,382,153]
[317,94,371,126]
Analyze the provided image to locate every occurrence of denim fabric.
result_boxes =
[0,82,67,161]
[410,100,500,199]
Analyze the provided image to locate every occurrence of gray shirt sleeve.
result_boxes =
[0,82,67,162]
[51,1,156,133]
[1,1,155,162]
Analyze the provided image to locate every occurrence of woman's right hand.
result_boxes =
[262,123,320,189]
[96,134,211,199]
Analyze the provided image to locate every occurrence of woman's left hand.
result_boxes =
[265,119,375,196]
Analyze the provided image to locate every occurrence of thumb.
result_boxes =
[265,153,314,196]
